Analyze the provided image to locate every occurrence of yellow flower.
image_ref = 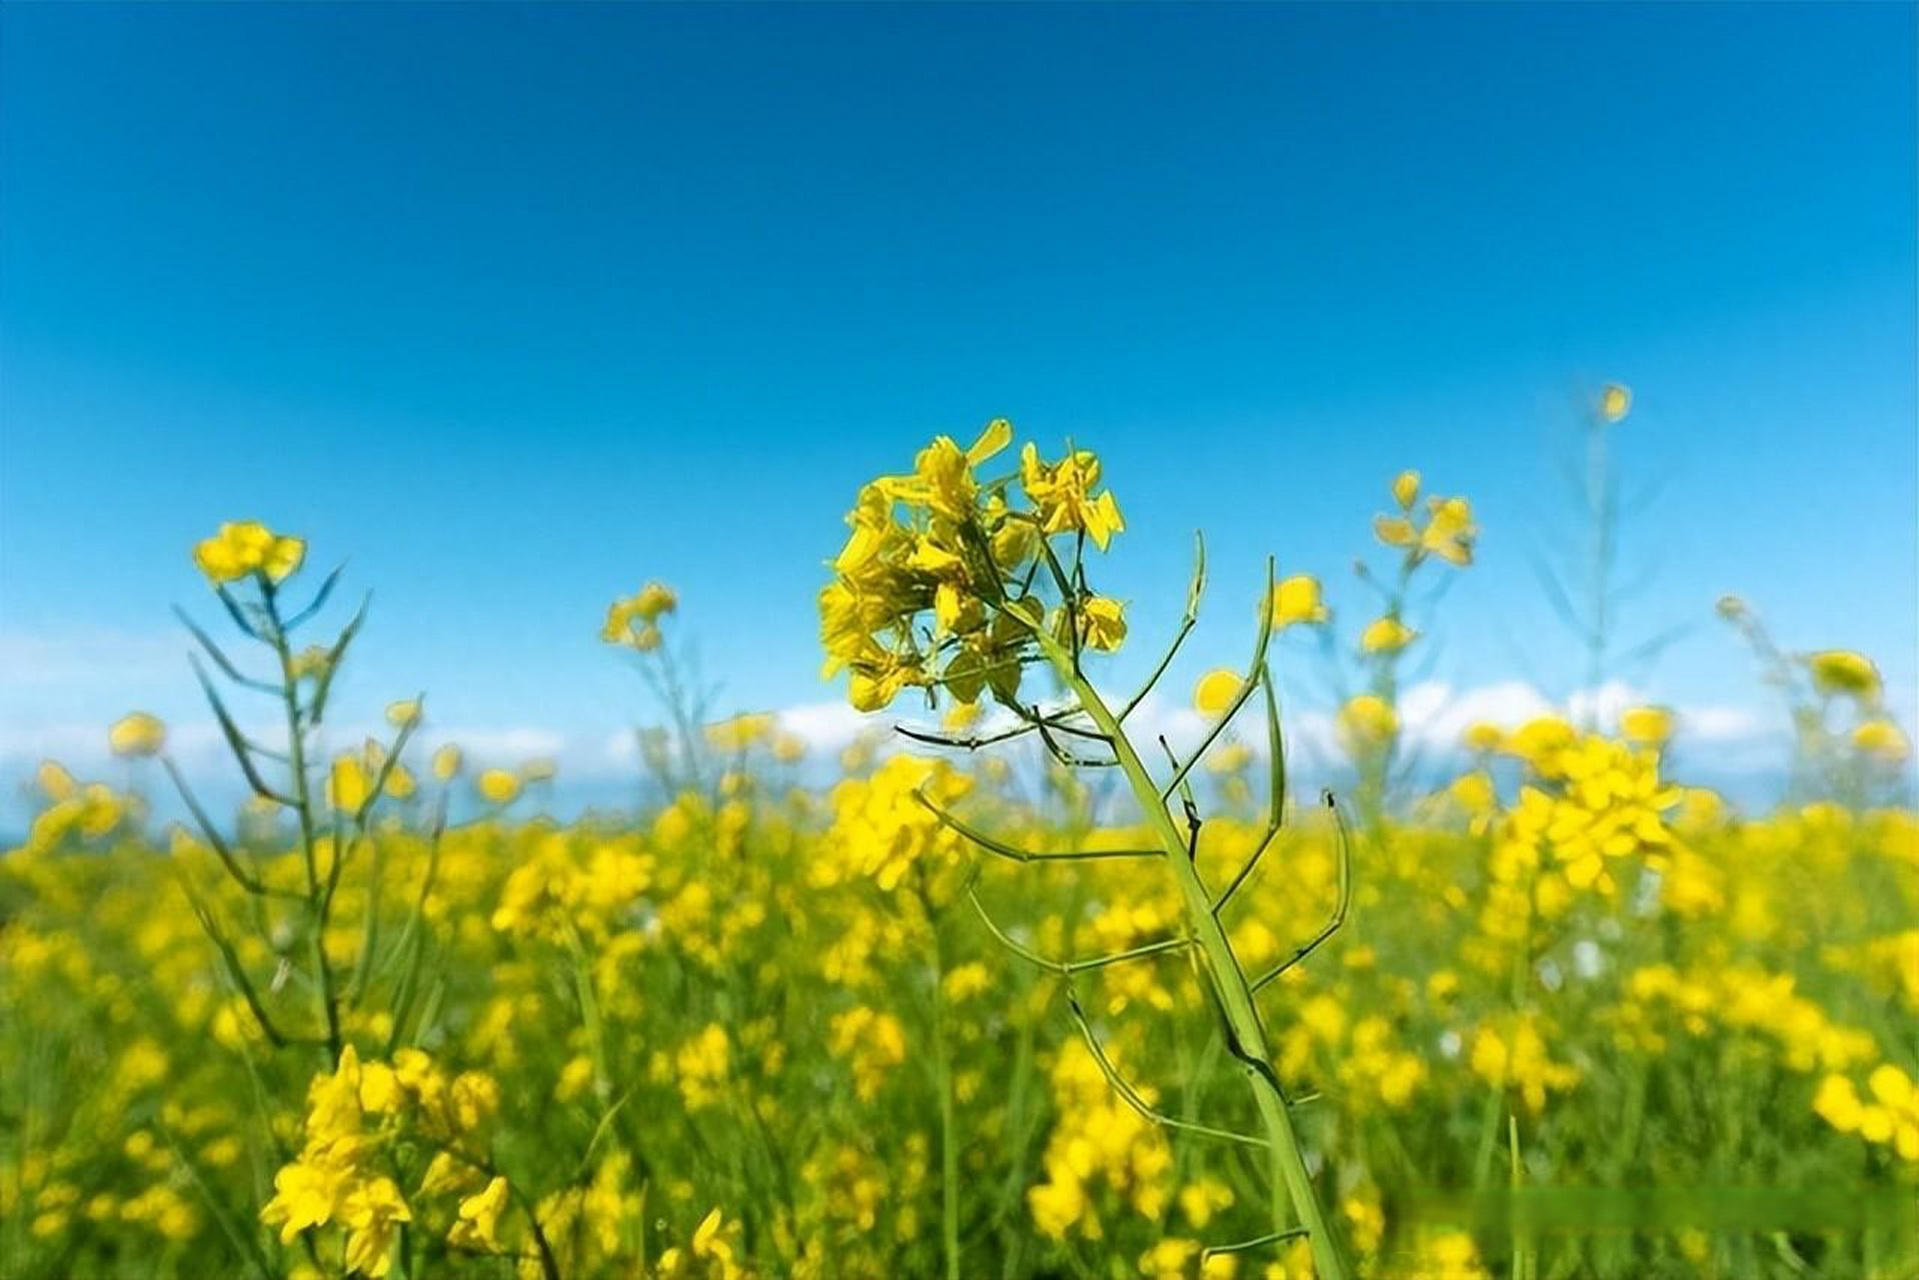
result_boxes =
[602,581,678,648]
[385,700,422,729]
[1805,650,1880,700]
[1391,469,1421,509]
[1814,1074,1864,1132]
[1854,720,1910,763]
[1450,771,1496,815]
[108,712,166,758]
[1020,442,1126,550]
[36,759,77,800]
[1193,669,1243,717]
[1421,495,1476,566]
[329,754,371,812]
[192,521,305,585]
[449,1177,509,1250]
[1619,706,1673,746]
[659,1207,741,1279]
[1373,514,1416,548]
[1599,382,1632,423]
[1265,574,1328,629]
[339,1177,410,1278]
[1338,694,1398,747]
[1461,721,1504,753]
[260,1160,349,1244]
[1078,595,1128,652]
[432,744,463,781]
[829,1006,908,1101]
[1359,616,1417,654]
[476,769,522,806]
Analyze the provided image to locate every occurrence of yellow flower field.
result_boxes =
[3,420,1914,1280]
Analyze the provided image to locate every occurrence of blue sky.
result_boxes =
[2,3,1914,812]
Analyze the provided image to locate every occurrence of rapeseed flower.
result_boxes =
[108,712,166,758]
[192,520,306,585]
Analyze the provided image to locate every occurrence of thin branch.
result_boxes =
[1120,530,1206,722]
[968,888,1190,976]
[281,564,345,632]
[213,584,266,641]
[1063,991,1265,1148]
[1033,717,1118,768]
[173,607,282,695]
[160,756,299,899]
[175,874,301,1050]
[914,789,1157,863]
[1213,669,1287,913]
[1160,558,1277,802]
[1007,702,1111,744]
[894,721,1041,752]
[1157,735,1201,832]
[1249,790,1353,993]
[1203,1228,1310,1261]
[308,593,370,728]
[190,656,294,805]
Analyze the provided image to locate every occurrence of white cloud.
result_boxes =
[1399,679,1555,750]
[416,726,567,764]
[774,700,881,755]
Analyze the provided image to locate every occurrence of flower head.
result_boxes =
[1193,669,1243,717]
[819,419,1127,712]
[1265,574,1328,629]
[192,521,305,585]
[109,712,166,758]
[1805,650,1880,700]
[1360,615,1418,655]
[602,582,678,650]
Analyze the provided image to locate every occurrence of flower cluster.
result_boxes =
[1814,1064,1919,1163]
[1027,1038,1172,1241]
[260,1046,506,1276]
[817,755,973,895]
[1480,717,1681,919]
[1371,470,1477,567]
[819,419,1127,711]
[192,520,307,585]
[602,581,678,651]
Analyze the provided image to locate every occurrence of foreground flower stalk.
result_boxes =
[820,421,1353,1279]
[1027,612,1353,1280]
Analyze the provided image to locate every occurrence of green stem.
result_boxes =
[265,582,341,1062]
[1039,632,1349,1280]
[929,908,963,1280]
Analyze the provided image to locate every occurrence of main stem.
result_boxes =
[266,586,342,1061]
[930,922,962,1280]
[1044,640,1349,1280]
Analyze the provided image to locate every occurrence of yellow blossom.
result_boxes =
[1265,573,1329,628]
[1194,669,1243,717]
[1854,720,1909,763]
[449,1176,509,1250]
[477,768,522,806]
[1619,705,1673,745]
[108,712,166,758]
[192,520,306,585]
[1359,615,1417,654]
[1338,694,1398,747]
[1805,650,1880,700]
[1391,469,1421,508]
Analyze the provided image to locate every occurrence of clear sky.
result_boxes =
[2,2,1914,811]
